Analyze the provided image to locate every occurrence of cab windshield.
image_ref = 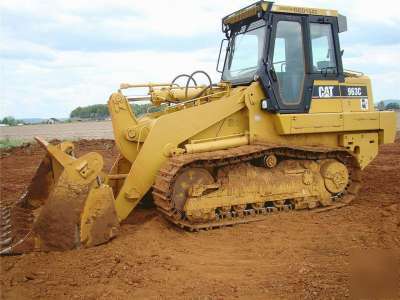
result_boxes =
[222,19,266,83]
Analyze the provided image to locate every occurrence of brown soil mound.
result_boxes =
[1,138,399,299]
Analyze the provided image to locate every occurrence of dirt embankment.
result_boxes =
[0,137,399,299]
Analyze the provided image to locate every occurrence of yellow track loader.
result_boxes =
[1,1,396,254]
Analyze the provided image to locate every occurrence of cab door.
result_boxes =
[260,14,313,113]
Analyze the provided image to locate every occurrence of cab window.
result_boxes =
[310,23,337,74]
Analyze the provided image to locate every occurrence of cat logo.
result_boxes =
[318,86,334,98]
[312,85,340,98]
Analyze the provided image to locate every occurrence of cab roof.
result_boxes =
[223,1,338,26]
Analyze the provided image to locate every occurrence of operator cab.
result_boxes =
[219,1,347,114]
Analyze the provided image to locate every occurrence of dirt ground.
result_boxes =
[0,121,113,141]
[0,137,399,299]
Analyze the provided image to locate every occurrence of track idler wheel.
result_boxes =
[171,167,215,211]
[320,160,349,194]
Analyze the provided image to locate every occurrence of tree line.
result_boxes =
[69,103,157,119]
[70,104,109,119]
[376,101,399,110]
[0,103,158,126]
[0,116,22,126]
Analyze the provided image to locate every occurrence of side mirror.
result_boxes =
[216,39,229,73]
[341,49,344,57]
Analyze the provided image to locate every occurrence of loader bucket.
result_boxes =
[0,138,119,255]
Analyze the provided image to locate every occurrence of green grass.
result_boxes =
[0,138,24,149]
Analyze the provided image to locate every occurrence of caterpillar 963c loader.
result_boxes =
[1,1,396,254]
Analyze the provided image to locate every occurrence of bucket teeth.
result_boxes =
[0,237,12,247]
[1,218,11,226]
[0,246,12,255]
[1,224,11,231]
[1,211,11,221]
[1,214,33,227]
[0,203,35,255]
[2,207,11,214]
[1,231,11,239]
[2,211,11,219]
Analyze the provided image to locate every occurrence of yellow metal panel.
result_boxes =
[273,114,343,134]
[342,99,365,112]
[309,99,342,113]
[189,110,248,142]
[339,133,378,169]
[343,112,379,131]
[379,111,397,144]
[268,111,386,139]
[291,114,343,134]
[272,114,292,135]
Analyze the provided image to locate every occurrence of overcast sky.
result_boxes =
[1,0,399,118]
